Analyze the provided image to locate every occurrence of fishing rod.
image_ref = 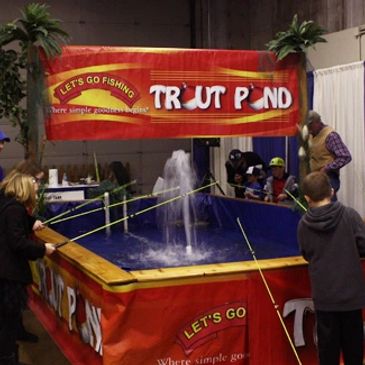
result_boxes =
[231,183,307,211]
[229,182,270,195]
[203,171,226,195]
[43,179,137,225]
[50,186,180,225]
[284,189,307,212]
[236,217,302,365]
[54,181,217,248]
[93,152,100,183]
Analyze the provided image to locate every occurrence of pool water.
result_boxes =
[48,194,301,270]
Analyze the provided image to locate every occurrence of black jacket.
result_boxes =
[0,192,45,284]
[297,201,365,311]
[225,151,266,185]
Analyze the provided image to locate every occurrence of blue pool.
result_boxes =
[46,194,302,270]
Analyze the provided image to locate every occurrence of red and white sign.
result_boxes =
[29,254,328,365]
[42,46,305,140]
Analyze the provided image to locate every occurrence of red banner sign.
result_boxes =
[29,255,323,365]
[42,46,305,140]
[177,302,247,355]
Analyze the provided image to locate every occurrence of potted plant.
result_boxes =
[266,14,327,60]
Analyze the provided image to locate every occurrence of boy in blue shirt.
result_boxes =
[244,166,263,200]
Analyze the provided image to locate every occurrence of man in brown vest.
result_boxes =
[306,110,352,200]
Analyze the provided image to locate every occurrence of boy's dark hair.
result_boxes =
[301,171,332,202]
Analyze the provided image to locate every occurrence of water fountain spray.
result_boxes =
[158,150,197,256]
[54,181,216,248]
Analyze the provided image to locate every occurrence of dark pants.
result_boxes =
[0,279,26,359]
[0,314,17,364]
[316,309,363,365]
[234,186,245,198]
[327,171,340,202]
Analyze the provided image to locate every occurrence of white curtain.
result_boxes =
[313,61,365,216]
[212,137,252,196]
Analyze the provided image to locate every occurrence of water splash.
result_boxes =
[128,245,213,268]
[157,150,197,255]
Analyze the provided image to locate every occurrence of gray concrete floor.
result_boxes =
[19,309,70,365]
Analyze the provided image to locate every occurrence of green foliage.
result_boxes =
[0,3,69,57]
[0,3,69,156]
[34,182,46,219]
[0,49,28,147]
[266,14,327,60]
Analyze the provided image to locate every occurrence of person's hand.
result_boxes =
[277,193,288,201]
[33,220,45,231]
[245,191,258,199]
[320,166,327,173]
[45,243,56,256]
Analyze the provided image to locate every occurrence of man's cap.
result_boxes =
[0,130,10,142]
[306,110,321,125]
[246,166,260,176]
[229,149,242,161]
[269,157,285,167]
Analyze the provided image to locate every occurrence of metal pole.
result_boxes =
[104,192,111,237]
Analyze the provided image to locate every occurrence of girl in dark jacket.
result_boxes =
[0,172,55,364]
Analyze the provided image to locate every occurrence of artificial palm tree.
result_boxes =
[0,3,69,160]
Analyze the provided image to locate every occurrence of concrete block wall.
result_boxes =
[245,0,365,50]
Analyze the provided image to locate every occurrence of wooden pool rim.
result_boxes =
[36,227,307,287]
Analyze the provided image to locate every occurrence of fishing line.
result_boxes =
[284,189,307,212]
[50,186,180,225]
[230,184,307,213]
[236,217,302,365]
[54,181,217,248]
[43,179,137,225]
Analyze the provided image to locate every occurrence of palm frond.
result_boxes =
[0,22,29,46]
[37,35,62,58]
[266,14,327,60]
[0,2,69,158]
[3,3,69,57]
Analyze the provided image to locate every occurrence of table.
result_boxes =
[44,184,99,201]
